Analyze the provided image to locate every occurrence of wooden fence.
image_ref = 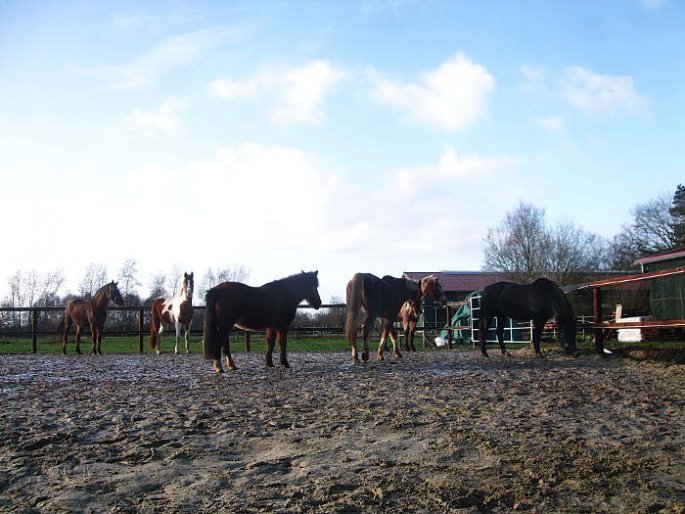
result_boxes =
[0,304,348,354]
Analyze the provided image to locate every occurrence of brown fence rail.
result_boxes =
[0,304,349,354]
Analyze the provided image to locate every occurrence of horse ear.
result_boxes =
[314,270,318,276]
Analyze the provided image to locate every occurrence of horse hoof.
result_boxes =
[266,360,274,368]
[282,362,290,369]
[362,351,369,362]
[377,354,384,361]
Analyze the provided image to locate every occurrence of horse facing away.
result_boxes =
[345,273,446,363]
[150,272,194,355]
[203,271,322,373]
[477,277,577,358]
[62,281,124,355]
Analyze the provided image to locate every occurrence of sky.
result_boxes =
[1,0,684,303]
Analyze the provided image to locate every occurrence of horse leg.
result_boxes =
[156,323,164,355]
[75,324,82,355]
[388,324,402,359]
[532,320,544,357]
[62,317,72,355]
[377,320,388,361]
[496,316,509,356]
[221,329,238,371]
[361,317,374,363]
[265,328,276,367]
[89,322,98,355]
[174,321,181,355]
[95,325,104,355]
[477,315,490,357]
[408,322,417,352]
[184,320,192,354]
[277,330,289,368]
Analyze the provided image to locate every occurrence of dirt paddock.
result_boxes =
[1,349,683,513]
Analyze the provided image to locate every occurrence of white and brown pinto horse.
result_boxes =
[345,273,446,362]
[150,272,194,354]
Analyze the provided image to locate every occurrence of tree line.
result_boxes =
[483,183,685,285]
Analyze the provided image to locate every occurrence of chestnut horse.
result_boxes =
[203,271,322,373]
[398,298,422,352]
[150,272,194,355]
[62,281,124,355]
[477,277,577,358]
[345,273,446,363]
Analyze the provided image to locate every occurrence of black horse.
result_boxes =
[203,271,322,373]
[477,278,577,357]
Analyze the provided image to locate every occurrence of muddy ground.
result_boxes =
[0,348,683,513]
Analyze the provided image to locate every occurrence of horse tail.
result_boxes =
[203,289,218,360]
[344,273,364,345]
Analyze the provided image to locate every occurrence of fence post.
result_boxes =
[592,287,604,354]
[446,305,453,350]
[31,309,38,354]
[138,308,145,353]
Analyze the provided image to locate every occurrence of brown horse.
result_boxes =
[62,281,124,355]
[150,272,194,355]
[399,298,422,351]
[345,273,446,363]
[203,271,322,373]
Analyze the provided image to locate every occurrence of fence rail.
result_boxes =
[0,304,349,353]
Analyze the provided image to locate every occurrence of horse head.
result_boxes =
[183,272,194,301]
[108,281,125,306]
[420,275,447,304]
[301,270,322,309]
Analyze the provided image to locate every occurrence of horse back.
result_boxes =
[65,299,91,324]
[208,281,294,330]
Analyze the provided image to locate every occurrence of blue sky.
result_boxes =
[1,0,683,302]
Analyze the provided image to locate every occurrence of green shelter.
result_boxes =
[635,247,685,320]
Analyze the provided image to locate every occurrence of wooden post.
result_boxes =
[245,331,251,352]
[446,305,453,350]
[138,308,145,353]
[31,309,38,354]
[593,287,604,354]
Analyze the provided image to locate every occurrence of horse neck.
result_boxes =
[91,289,111,311]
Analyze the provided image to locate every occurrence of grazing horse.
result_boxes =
[150,272,194,355]
[345,273,446,363]
[62,281,124,355]
[203,271,322,373]
[477,277,577,358]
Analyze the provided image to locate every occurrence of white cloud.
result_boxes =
[121,97,190,138]
[535,115,566,134]
[640,0,668,10]
[86,27,241,90]
[369,53,495,131]
[209,60,346,125]
[560,66,646,116]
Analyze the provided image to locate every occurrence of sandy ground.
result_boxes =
[0,348,683,513]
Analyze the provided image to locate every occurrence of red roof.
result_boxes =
[634,247,685,266]
[403,271,509,292]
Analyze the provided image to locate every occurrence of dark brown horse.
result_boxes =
[203,271,322,373]
[150,272,194,355]
[477,277,577,358]
[62,281,124,355]
[345,273,446,363]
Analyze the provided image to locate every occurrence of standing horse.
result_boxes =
[345,273,446,363]
[477,277,577,358]
[203,271,322,373]
[398,298,422,352]
[150,272,194,355]
[62,281,124,355]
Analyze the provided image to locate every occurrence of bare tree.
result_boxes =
[146,272,168,306]
[483,202,550,283]
[79,263,108,298]
[199,265,250,302]
[118,258,141,299]
[2,269,65,327]
[483,202,610,285]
